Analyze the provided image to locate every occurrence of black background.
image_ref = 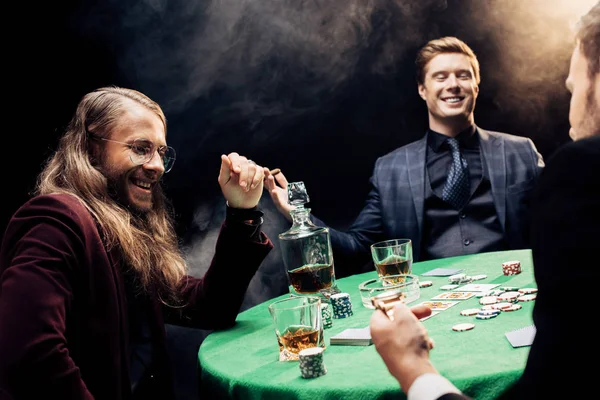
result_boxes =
[3,1,593,398]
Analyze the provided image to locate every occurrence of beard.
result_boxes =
[103,165,155,216]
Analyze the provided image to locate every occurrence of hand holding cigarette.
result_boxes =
[263,167,294,222]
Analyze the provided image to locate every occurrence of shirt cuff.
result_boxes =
[407,373,462,400]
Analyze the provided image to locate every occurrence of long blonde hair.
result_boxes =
[36,86,186,303]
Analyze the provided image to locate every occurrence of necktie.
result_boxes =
[442,137,470,209]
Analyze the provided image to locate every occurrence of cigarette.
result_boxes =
[264,168,281,181]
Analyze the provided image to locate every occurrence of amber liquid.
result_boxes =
[375,256,411,283]
[288,263,334,294]
[278,325,321,354]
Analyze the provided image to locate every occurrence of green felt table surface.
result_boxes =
[198,249,535,400]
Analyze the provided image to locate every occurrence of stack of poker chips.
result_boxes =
[321,303,333,329]
[330,293,353,319]
[502,260,522,276]
[298,347,327,378]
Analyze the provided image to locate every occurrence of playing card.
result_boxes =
[457,283,500,292]
[417,300,459,311]
[431,291,477,300]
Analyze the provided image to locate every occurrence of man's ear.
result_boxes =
[88,138,101,166]
[418,84,426,100]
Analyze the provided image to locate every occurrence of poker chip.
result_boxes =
[491,302,513,310]
[481,305,496,311]
[419,280,433,288]
[476,312,499,320]
[503,304,522,312]
[452,323,475,332]
[471,274,487,281]
[330,293,353,318]
[500,286,520,292]
[298,347,327,378]
[518,288,538,294]
[440,284,460,291]
[502,260,522,276]
[460,308,481,316]
[518,294,537,302]
[448,273,467,283]
[478,289,504,298]
[321,303,333,329]
[497,292,521,303]
[479,296,499,305]
[478,309,500,316]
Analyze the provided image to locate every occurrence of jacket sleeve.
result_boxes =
[311,160,387,278]
[0,195,94,399]
[163,219,273,329]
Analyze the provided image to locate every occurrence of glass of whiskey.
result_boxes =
[268,296,325,361]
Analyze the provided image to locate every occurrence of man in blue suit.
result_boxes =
[266,36,544,276]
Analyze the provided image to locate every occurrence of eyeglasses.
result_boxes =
[99,138,176,173]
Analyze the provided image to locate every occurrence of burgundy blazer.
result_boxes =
[0,194,273,399]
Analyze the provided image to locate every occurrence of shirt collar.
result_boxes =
[427,125,478,152]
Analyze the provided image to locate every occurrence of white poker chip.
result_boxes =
[460,308,481,316]
[419,280,433,288]
[518,294,537,302]
[448,273,467,283]
[299,347,324,357]
[471,274,487,281]
[518,288,538,294]
[491,302,513,310]
[503,304,522,312]
[479,296,499,305]
[440,284,460,291]
[452,323,475,332]
[481,305,496,311]
[498,292,521,302]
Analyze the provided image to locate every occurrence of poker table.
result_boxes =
[198,249,536,399]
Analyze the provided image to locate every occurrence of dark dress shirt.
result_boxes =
[421,127,506,260]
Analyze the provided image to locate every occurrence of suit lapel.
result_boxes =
[479,128,507,229]
[407,135,428,235]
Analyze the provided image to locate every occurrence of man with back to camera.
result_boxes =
[265,36,544,276]
[369,2,600,399]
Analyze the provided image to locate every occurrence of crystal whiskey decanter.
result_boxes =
[278,182,339,299]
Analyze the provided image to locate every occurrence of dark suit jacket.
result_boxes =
[499,136,600,399]
[315,128,544,275]
[0,194,273,400]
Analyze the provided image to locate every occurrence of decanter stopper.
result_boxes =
[288,181,310,207]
